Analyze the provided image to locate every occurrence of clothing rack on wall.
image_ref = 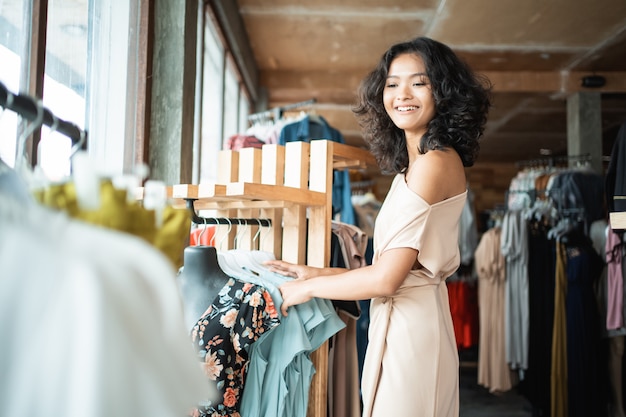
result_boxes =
[247,98,317,123]
[515,153,591,169]
[0,81,87,148]
[185,198,271,227]
[138,140,378,417]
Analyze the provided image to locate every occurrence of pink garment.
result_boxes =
[605,229,624,330]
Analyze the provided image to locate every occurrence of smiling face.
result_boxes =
[383,53,436,140]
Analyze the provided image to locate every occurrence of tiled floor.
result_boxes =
[458,346,533,417]
[459,363,533,417]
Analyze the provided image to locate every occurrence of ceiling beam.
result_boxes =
[482,71,626,94]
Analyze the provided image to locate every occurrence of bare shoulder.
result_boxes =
[406,148,466,204]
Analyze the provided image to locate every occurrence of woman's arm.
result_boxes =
[263,260,347,280]
[276,247,417,316]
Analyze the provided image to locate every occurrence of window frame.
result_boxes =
[6,0,255,183]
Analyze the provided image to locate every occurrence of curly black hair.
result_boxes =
[353,37,492,173]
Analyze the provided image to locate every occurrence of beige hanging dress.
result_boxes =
[361,174,466,417]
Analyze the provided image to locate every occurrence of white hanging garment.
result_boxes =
[0,191,213,417]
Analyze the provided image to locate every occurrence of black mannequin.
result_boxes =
[177,245,232,331]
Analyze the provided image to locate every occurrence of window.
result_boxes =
[199,8,252,183]
[223,59,240,146]
[0,0,140,181]
[0,0,27,167]
[39,0,88,180]
[3,2,252,187]
[199,16,224,183]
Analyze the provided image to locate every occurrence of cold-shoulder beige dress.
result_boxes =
[361,173,466,417]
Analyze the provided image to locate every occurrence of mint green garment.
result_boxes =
[239,269,345,417]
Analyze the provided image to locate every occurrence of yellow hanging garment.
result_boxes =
[33,180,190,269]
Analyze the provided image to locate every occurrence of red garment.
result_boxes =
[189,226,216,246]
[224,134,265,150]
[447,280,479,349]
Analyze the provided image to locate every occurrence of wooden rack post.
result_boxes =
[164,139,377,417]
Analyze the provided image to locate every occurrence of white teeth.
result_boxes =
[397,106,417,111]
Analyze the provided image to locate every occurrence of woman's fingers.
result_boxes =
[264,260,298,278]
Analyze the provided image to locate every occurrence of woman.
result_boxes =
[265,36,491,417]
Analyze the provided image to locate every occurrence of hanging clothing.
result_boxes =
[447,278,479,349]
[500,209,530,372]
[551,242,568,417]
[328,222,367,417]
[562,232,604,417]
[352,193,381,238]
[518,220,555,416]
[605,121,626,213]
[32,179,191,269]
[606,228,625,330]
[189,278,280,417]
[233,267,345,417]
[361,174,465,417]
[475,226,518,393]
[278,114,355,225]
[0,194,208,417]
[459,187,478,266]
[224,134,265,150]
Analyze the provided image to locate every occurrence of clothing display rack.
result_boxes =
[0,81,87,149]
[247,98,317,123]
[152,140,377,417]
[185,198,272,227]
[515,153,591,169]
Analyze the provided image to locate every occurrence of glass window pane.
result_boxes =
[238,89,249,135]
[200,16,224,183]
[25,0,140,182]
[0,0,27,167]
[223,59,239,146]
[40,0,88,180]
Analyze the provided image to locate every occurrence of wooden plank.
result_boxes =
[217,150,239,248]
[307,140,334,417]
[261,144,286,258]
[331,141,377,170]
[217,149,239,183]
[225,182,326,206]
[239,147,262,183]
[282,141,309,264]
[238,148,263,249]
[170,183,227,199]
[172,200,294,210]
[261,144,285,186]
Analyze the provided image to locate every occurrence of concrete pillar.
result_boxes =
[566,92,603,174]
[149,0,198,184]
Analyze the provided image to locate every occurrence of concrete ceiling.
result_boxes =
[236,0,626,164]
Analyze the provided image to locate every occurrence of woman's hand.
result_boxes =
[278,279,312,316]
[263,260,321,280]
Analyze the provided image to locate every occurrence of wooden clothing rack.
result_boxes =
[156,139,377,417]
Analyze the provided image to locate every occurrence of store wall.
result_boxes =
[466,162,519,231]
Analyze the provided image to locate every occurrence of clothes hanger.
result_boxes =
[14,97,44,176]
[0,89,34,204]
[225,218,275,274]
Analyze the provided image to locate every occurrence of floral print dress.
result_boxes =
[190,277,280,417]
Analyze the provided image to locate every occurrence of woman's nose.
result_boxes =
[397,84,413,99]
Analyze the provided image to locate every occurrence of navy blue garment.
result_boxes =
[278,115,355,225]
[563,231,605,417]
